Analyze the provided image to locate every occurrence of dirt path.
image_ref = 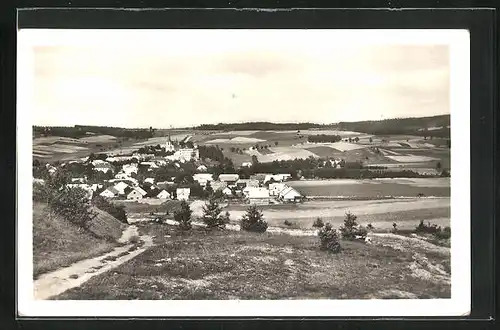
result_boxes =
[34,226,153,300]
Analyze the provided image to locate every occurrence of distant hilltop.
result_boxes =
[192,114,450,137]
[33,114,450,139]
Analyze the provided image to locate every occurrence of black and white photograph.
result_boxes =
[16,28,470,317]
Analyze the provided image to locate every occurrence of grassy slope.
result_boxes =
[33,203,118,278]
[55,223,450,300]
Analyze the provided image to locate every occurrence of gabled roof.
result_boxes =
[106,186,119,195]
[135,187,147,196]
[157,189,170,197]
[193,173,214,181]
[279,186,301,197]
[218,174,239,182]
[114,181,129,189]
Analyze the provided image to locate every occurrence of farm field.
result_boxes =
[53,222,450,300]
[287,178,450,197]
[33,128,450,171]
[220,198,450,231]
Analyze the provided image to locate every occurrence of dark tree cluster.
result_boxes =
[194,122,326,131]
[33,125,156,140]
[307,134,342,143]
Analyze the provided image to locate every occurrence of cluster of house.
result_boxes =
[195,172,302,205]
[34,137,303,204]
[93,170,302,205]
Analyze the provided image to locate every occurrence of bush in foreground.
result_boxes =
[318,223,341,253]
[174,200,192,231]
[312,217,325,228]
[415,220,451,239]
[92,195,128,224]
[339,212,367,240]
[240,204,268,233]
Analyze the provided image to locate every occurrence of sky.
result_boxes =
[29,30,450,128]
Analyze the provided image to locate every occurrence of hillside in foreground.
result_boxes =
[54,222,451,300]
[33,202,124,278]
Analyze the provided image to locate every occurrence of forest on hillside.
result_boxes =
[334,115,450,137]
[193,122,326,131]
[193,115,450,137]
[33,125,156,140]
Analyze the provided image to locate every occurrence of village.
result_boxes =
[34,135,305,207]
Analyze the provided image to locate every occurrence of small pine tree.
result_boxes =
[339,211,359,240]
[202,197,226,229]
[222,211,231,225]
[174,200,192,231]
[240,204,268,233]
[318,223,341,253]
[205,181,214,195]
[312,217,325,228]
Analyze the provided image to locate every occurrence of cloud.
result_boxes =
[31,42,450,128]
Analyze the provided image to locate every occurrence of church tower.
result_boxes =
[165,135,175,152]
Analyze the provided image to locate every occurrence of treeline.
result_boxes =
[194,122,326,131]
[307,134,342,143]
[33,125,156,140]
[235,157,444,180]
[335,115,450,138]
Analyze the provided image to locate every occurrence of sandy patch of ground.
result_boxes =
[369,233,450,256]
[326,142,367,152]
[386,155,440,162]
[287,179,365,186]
[216,130,259,136]
[34,232,153,300]
[79,135,117,143]
[206,137,266,144]
[256,147,317,162]
[372,178,450,188]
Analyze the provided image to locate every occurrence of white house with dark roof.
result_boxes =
[156,190,171,199]
[100,186,119,198]
[127,187,146,200]
[113,181,130,195]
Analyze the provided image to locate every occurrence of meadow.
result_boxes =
[287,178,450,197]
[53,223,450,300]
